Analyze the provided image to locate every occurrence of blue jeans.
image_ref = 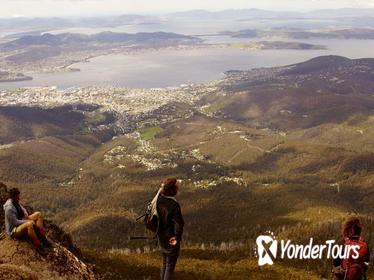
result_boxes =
[161,248,179,280]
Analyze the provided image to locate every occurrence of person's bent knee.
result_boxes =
[35,211,42,218]
[25,221,35,228]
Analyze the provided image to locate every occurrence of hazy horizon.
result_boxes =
[1,0,374,18]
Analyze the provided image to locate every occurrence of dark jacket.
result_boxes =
[157,195,184,253]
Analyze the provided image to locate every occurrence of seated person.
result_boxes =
[3,187,51,254]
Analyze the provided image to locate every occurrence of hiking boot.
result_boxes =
[35,227,52,248]
[41,237,53,248]
[36,245,49,256]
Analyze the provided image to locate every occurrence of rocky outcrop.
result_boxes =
[0,183,7,232]
[0,182,95,280]
[0,238,94,280]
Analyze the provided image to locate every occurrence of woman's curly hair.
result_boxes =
[161,177,178,197]
[342,217,362,239]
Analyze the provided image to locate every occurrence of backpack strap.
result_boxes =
[161,194,177,202]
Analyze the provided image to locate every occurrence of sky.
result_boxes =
[1,0,374,18]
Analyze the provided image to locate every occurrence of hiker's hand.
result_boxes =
[169,237,177,246]
[332,266,342,275]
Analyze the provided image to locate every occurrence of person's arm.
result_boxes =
[5,207,28,227]
[172,203,184,243]
[333,257,342,267]
[365,243,370,264]
[21,204,29,219]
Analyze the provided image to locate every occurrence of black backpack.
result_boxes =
[143,201,158,234]
[135,189,161,237]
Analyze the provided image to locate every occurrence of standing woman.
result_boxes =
[157,178,184,280]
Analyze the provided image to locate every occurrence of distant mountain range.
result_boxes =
[168,8,374,19]
[0,15,158,30]
[0,8,373,30]
[2,31,200,49]
[224,28,374,40]
[169,9,301,19]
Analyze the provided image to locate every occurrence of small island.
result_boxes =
[226,41,326,50]
[0,70,33,82]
